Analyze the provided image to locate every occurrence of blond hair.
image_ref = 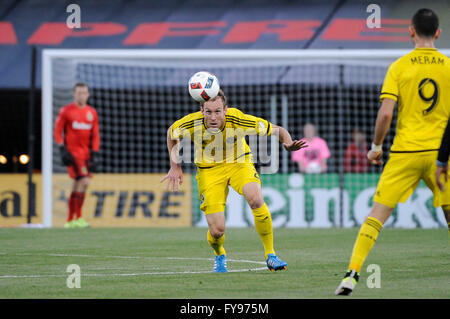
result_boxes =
[201,89,227,108]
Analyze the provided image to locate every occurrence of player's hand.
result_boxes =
[59,145,74,166]
[367,150,383,165]
[435,165,448,192]
[86,151,99,173]
[283,140,308,152]
[160,165,183,192]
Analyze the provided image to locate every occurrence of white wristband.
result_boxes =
[371,143,382,152]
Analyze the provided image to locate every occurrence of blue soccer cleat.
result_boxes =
[213,254,228,273]
[266,254,288,271]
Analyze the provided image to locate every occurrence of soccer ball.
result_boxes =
[188,71,220,103]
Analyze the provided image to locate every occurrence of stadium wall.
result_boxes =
[1,173,446,228]
[193,174,447,229]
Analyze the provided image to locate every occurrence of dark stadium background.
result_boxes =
[1,0,449,173]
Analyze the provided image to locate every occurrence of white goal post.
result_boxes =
[42,49,450,228]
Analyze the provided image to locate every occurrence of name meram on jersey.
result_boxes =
[411,56,445,65]
[380,48,450,152]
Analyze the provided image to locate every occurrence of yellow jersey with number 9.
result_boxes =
[380,48,450,152]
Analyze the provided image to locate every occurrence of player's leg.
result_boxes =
[422,157,450,238]
[196,167,229,272]
[335,202,392,296]
[73,176,90,193]
[198,186,228,259]
[70,158,91,228]
[205,212,227,273]
[64,166,78,228]
[241,182,275,258]
[205,211,228,272]
[74,176,89,216]
[205,211,226,256]
[348,203,392,276]
[444,209,450,228]
[230,163,287,271]
[441,207,450,240]
[336,153,421,296]
[442,209,450,224]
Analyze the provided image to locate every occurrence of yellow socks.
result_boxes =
[207,230,226,256]
[252,203,275,259]
[348,216,383,272]
[207,203,275,259]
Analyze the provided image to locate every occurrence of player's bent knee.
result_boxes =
[210,228,225,239]
[80,177,90,188]
[249,198,264,210]
[209,223,225,239]
[243,183,264,209]
[244,192,265,209]
[74,177,90,193]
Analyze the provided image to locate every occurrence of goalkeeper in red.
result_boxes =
[54,83,100,228]
[161,89,306,272]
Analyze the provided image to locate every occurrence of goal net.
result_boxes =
[42,49,450,228]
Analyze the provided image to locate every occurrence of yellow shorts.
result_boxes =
[195,163,261,215]
[374,151,450,208]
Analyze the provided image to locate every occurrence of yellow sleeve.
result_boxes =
[226,108,272,136]
[379,62,399,102]
[170,112,203,140]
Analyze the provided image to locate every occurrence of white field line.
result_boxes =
[7,253,267,265]
[0,253,268,278]
[0,267,268,279]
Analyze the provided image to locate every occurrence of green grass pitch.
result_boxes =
[0,227,448,298]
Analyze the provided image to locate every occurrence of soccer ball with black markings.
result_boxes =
[188,71,220,103]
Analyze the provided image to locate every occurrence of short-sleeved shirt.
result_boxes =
[170,107,271,167]
[380,48,450,152]
[291,136,330,169]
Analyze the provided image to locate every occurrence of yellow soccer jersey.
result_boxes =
[170,107,272,167]
[380,48,450,152]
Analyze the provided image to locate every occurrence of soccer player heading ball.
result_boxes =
[161,85,307,272]
[54,83,100,229]
[335,8,450,296]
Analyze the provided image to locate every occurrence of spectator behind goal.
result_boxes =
[291,123,330,173]
[344,128,369,173]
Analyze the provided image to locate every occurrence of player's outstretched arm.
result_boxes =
[367,98,396,165]
[271,124,308,152]
[160,125,183,192]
